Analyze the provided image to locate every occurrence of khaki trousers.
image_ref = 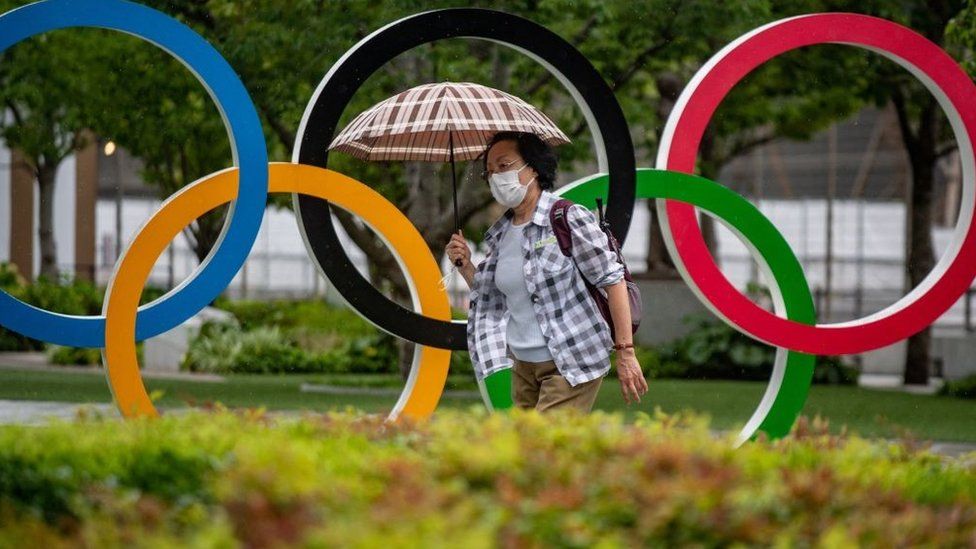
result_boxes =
[510,356,603,413]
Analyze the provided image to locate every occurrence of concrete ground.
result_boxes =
[0,352,224,382]
[0,399,117,424]
[858,373,945,395]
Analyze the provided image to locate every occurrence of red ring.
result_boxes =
[659,13,976,355]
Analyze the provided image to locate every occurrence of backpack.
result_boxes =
[549,198,643,342]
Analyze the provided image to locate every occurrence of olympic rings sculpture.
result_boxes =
[3,0,975,447]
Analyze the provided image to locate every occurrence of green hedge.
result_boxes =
[0,263,166,353]
[0,409,972,546]
[639,314,859,385]
[940,374,976,399]
[182,321,400,375]
[214,298,376,354]
[188,298,401,375]
[47,346,102,366]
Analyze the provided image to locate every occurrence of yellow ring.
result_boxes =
[102,162,452,420]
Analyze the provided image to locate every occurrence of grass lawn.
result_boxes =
[0,367,973,443]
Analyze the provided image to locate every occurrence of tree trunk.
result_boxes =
[649,72,721,278]
[188,208,228,266]
[383,277,416,381]
[647,72,684,278]
[890,1,958,385]
[645,201,678,277]
[395,325,416,381]
[697,128,722,265]
[36,162,59,281]
[904,149,937,385]
[893,93,939,386]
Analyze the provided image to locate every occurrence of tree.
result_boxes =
[85,30,234,266]
[116,0,513,378]
[854,0,970,385]
[0,23,108,280]
[25,0,965,383]
[125,0,892,378]
[622,0,973,385]
[628,0,875,278]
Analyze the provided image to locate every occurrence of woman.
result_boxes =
[446,131,648,412]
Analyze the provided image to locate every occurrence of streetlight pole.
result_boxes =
[104,140,123,262]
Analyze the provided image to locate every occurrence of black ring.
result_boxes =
[294,8,636,350]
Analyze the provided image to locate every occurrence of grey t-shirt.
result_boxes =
[494,220,553,362]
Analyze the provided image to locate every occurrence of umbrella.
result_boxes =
[329,82,570,264]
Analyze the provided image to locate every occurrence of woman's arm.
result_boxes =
[460,264,476,288]
[564,204,647,403]
[606,280,648,404]
[566,205,624,287]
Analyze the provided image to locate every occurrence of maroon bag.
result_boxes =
[549,198,643,341]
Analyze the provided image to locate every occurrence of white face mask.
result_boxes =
[488,162,535,208]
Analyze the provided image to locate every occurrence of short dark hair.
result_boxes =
[481,131,558,191]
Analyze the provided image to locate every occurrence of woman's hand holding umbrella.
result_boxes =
[445,230,475,287]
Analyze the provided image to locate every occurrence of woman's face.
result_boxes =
[485,139,538,187]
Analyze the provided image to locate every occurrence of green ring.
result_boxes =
[478,169,815,446]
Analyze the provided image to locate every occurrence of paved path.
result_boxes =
[858,373,945,394]
[0,399,117,424]
[0,352,224,382]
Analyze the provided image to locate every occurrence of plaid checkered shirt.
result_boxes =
[467,190,625,386]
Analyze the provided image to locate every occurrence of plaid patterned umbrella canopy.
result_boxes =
[328,81,570,162]
[329,81,570,258]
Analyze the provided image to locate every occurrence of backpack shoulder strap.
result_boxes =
[549,199,575,257]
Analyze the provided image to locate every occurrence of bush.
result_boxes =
[939,374,976,399]
[183,323,326,374]
[0,267,67,351]
[18,276,103,317]
[183,319,400,376]
[0,329,45,353]
[185,298,403,376]
[633,346,687,380]
[48,346,101,366]
[320,332,399,374]
[214,298,376,353]
[0,263,22,291]
[643,314,859,384]
[0,264,165,353]
[0,409,973,547]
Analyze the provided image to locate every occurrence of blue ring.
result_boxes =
[0,0,268,347]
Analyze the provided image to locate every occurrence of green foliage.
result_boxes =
[0,328,44,353]
[182,316,400,375]
[0,264,166,352]
[642,314,859,384]
[448,351,477,379]
[216,298,399,374]
[183,323,318,375]
[76,0,905,278]
[0,263,21,291]
[0,269,101,352]
[948,0,976,75]
[0,409,973,546]
[215,298,376,353]
[17,276,102,317]
[939,374,976,400]
[0,19,109,167]
[6,0,970,369]
[319,333,399,375]
[47,346,101,367]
